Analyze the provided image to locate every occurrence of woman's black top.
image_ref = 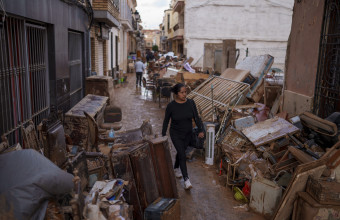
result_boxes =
[162,99,203,137]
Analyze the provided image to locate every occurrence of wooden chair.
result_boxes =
[0,135,10,154]
[157,78,175,108]
[142,77,156,101]
[0,135,21,154]
[97,105,123,131]
[22,120,44,153]
[84,111,116,152]
[40,119,68,167]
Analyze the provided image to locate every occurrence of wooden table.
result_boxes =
[64,94,108,150]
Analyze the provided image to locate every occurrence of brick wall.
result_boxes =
[103,40,108,76]
[92,0,120,20]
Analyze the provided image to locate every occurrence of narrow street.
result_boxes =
[113,72,264,220]
[2,0,340,219]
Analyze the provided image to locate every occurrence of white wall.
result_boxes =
[110,28,119,70]
[185,0,294,69]
[118,28,129,72]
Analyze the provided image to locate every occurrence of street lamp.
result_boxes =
[134,10,140,21]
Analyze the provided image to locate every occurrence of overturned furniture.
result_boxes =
[109,137,179,219]
[64,94,108,150]
[187,76,250,122]
[85,75,123,130]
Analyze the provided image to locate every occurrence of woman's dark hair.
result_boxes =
[171,83,185,95]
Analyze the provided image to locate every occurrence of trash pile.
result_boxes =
[148,54,209,91]
[187,54,340,219]
[0,75,180,220]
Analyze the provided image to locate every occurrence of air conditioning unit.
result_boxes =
[205,124,215,165]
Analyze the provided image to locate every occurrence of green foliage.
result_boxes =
[152,45,158,52]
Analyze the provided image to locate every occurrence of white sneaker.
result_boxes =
[174,169,182,178]
[184,179,192,190]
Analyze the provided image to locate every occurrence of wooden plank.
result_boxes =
[273,158,327,220]
[230,103,262,110]
[242,117,299,147]
[220,68,250,82]
[288,146,314,164]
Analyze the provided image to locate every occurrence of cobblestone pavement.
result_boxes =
[112,73,265,220]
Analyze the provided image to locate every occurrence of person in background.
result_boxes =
[162,83,204,190]
[135,58,144,87]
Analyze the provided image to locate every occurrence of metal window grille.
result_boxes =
[0,16,49,145]
[69,31,83,107]
[313,0,340,118]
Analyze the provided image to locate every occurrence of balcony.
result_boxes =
[173,0,185,13]
[92,0,120,27]
[120,0,133,31]
[173,23,184,40]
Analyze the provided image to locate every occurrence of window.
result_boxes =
[167,14,170,30]
[0,17,49,144]
[68,31,83,107]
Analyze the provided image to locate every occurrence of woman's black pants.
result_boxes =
[170,131,191,180]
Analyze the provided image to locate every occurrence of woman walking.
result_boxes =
[162,83,204,190]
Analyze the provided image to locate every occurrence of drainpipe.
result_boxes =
[88,30,91,76]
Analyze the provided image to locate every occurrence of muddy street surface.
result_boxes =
[112,73,265,220]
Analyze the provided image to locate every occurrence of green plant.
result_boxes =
[152,45,158,52]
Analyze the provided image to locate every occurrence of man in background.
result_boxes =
[135,58,144,87]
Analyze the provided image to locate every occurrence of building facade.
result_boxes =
[143,29,161,52]
[283,0,340,118]
[91,0,120,76]
[90,0,140,75]
[0,0,91,144]
[163,0,294,69]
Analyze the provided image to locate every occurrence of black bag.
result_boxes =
[188,99,206,149]
[190,127,205,149]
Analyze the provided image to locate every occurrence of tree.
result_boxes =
[152,45,158,52]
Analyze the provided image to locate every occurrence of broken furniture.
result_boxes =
[85,75,123,131]
[249,177,282,216]
[187,76,250,122]
[85,76,115,105]
[148,137,179,198]
[110,144,144,220]
[236,54,274,102]
[40,118,68,167]
[21,120,44,153]
[84,111,116,152]
[272,157,328,220]
[220,68,250,82]
[174,71,210,85]
[113,119,154,145]
[241,117,299,147]
[64,94,108,150]
[110,142,160,218]
[156,78,176,108]
[162,67,179,78]
[292,192,340,220]
[0,135,22,154]
[98,105,123,131]
[109,137,179,219]
[300,111,339,147]
[142,76,157,101]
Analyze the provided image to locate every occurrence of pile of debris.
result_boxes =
[0,75,180,220]
[148,54,209,91]
[188,54,340,219]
